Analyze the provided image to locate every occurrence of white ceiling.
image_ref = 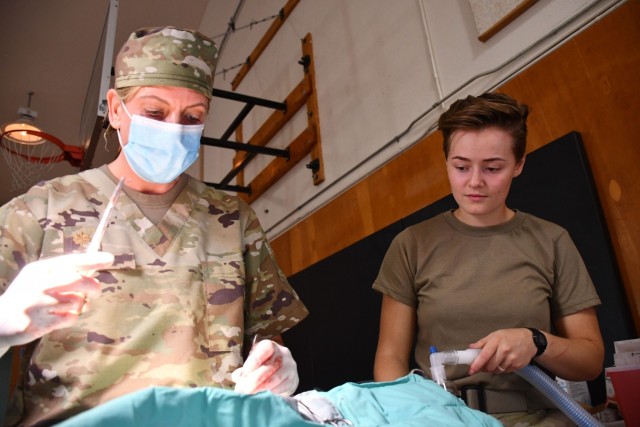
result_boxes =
[0,0,210,204]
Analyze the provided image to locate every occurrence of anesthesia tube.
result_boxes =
[428,347,602,427]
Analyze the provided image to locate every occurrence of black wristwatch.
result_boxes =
[527,328,547,357]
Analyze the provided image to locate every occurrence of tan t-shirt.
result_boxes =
[373,210,600,404]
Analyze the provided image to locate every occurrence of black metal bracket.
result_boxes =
[205,89,290,192]
[212,88,287,112]
[201,136,290,159]
[298,55,310,73]
[306,158,320,174]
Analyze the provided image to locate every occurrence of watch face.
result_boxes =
[529,328,547,356]
[539,333,547,346]
[534,332,546,346]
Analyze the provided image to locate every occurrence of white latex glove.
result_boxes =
[0,252,114,350]
[232,339,299,396]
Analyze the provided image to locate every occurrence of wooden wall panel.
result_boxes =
[499,1,640,332]
[365,133,451,231]
[270,1,640,333]
[270,131,450,275]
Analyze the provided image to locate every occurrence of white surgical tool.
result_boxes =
[86,177,125,253]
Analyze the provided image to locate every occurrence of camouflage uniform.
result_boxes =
[0,168,308,425]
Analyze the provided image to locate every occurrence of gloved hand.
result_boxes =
[232,339,299,396]
[0,252,114,350]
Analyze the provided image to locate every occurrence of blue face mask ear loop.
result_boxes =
[119,97,133,120]
[115,98,133,152]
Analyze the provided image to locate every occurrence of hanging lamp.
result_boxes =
[1,91,46,144]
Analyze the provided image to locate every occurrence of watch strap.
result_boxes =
[526,327,547,357]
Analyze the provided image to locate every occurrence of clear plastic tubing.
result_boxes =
[429,347,481,387]
[516,364,602,427]
[428,346,602,427]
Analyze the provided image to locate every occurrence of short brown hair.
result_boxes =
[438,92,529,162]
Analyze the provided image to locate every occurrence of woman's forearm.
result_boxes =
[374,352,410,382]
[537,332,604,381]
[538,308,604,381]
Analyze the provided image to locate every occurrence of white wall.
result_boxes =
[192,0,623,238]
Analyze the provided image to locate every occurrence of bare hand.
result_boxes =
[0,252,114,349]
[468,328,537,375]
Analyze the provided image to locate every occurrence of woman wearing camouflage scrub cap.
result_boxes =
[0,26,308,426]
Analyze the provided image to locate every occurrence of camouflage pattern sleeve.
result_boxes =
[0,192,47,296]
[1,172,309,425]
[238,199,309,338]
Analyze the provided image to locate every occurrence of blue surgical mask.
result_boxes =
[117,101,204,184]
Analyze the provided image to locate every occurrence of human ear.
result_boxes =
[513,155,526,177]
[106,89,123,130]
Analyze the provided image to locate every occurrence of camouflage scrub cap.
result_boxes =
[114,26,218,99]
